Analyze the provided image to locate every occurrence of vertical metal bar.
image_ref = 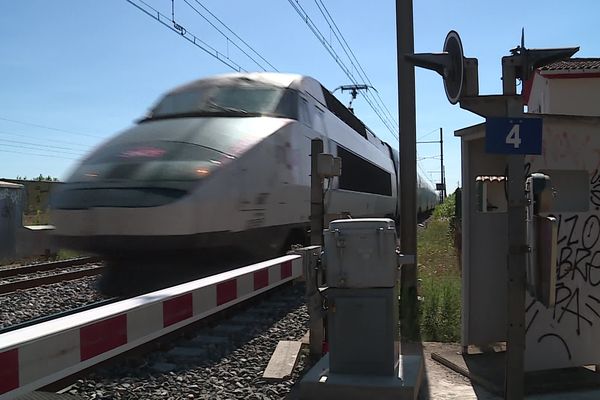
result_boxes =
[503,57,526,399]
[460,139,470,353]
[396,0,419,341]
[296,245,323,359]
[440,127,445,199]
[505,152,526,400]
[310,139,324,246]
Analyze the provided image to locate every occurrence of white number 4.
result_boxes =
[505,124,522,149]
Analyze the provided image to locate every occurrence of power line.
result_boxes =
[0,148,79,161]
[417,155,441,161]
[186,0,278,71]
[288,0,399,142]
[417,162,436,187]
[182,0,269,71]
[313,0,399,131]
[0,130,93,149]
[126,0,245,71]
[417,127,439,141]
[311,1,399,135]
[0,142,85,157]
[289,0,397,139]
[0,138,86,156]
[0,116,102,139]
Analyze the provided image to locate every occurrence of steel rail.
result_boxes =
[0,265,105,294]
[0,256,101,278]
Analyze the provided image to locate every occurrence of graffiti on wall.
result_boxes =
[525,161,600,364]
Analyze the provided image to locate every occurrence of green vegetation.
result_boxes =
[417,192,462,342]
[23,210,50,225]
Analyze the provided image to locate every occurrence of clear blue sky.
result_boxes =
[1,1,598,192]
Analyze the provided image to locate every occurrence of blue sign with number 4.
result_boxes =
[485,117,543,155]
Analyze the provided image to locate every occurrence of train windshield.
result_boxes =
[147,85,298,120]
[68,141,234,184]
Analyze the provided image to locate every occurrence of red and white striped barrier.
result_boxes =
[0,254,302,399]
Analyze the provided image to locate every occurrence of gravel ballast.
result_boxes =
[67,283,309,400]
[0,276,107,329]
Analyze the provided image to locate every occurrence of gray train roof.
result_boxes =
[165,72,390,149]
[167,72,326,105]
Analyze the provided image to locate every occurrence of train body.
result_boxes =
[51,73,437,259]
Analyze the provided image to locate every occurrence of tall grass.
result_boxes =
[419,274,461,342]
[417,193,462,342]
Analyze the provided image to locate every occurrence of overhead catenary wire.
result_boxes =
[417,155,441,161]
[313,0,399,131]
[289,0,397,139]
[417,127,440,141]
[0,138,87,156]
[125,0,246,72]
[0,130,93,149]
[0,142,85,157]
[288,0,399,142]
[0,116,102,139]
[182,0,273,72]
[417,161,436,188]
[186,0,278,71]
[126,0,277,74]
[0,148,79,161]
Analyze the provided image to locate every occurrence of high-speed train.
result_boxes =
[51,73,437,262]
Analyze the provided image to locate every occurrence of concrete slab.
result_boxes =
[263,340,303,380]
[300,331,309,345]
[432,346,600,396]
[421,342,600,400]
[299,353,423,400]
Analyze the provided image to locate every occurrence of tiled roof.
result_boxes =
[539,58,600,71]
[475,176,506,183]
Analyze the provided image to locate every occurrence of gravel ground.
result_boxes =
[66,284,309,400]
[0,276,107,329]
[419,342,498,400]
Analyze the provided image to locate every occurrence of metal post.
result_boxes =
[440,127,446,199]
[295,245,323,360]
[503,58,526,400]
[396,0,419,341]
[310,139,324,246]
[505,153,526,399]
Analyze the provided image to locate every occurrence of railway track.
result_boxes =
[0,257,104,295]
[0,253,306,400]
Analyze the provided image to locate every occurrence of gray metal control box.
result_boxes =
[324,218,398,288]
[328,287,399,375]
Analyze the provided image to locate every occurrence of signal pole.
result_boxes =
[396,0,419,341]
[440,127,446,199]
[417,128,446,202]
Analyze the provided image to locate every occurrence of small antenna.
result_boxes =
[332,84,376,114]
[510,28,526,56]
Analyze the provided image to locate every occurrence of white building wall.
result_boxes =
[458,115,600,371]
[528,74,600,117]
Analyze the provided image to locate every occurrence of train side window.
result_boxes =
[299,97,312,127]
[313,106,326,133]
[337,145,392,196]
